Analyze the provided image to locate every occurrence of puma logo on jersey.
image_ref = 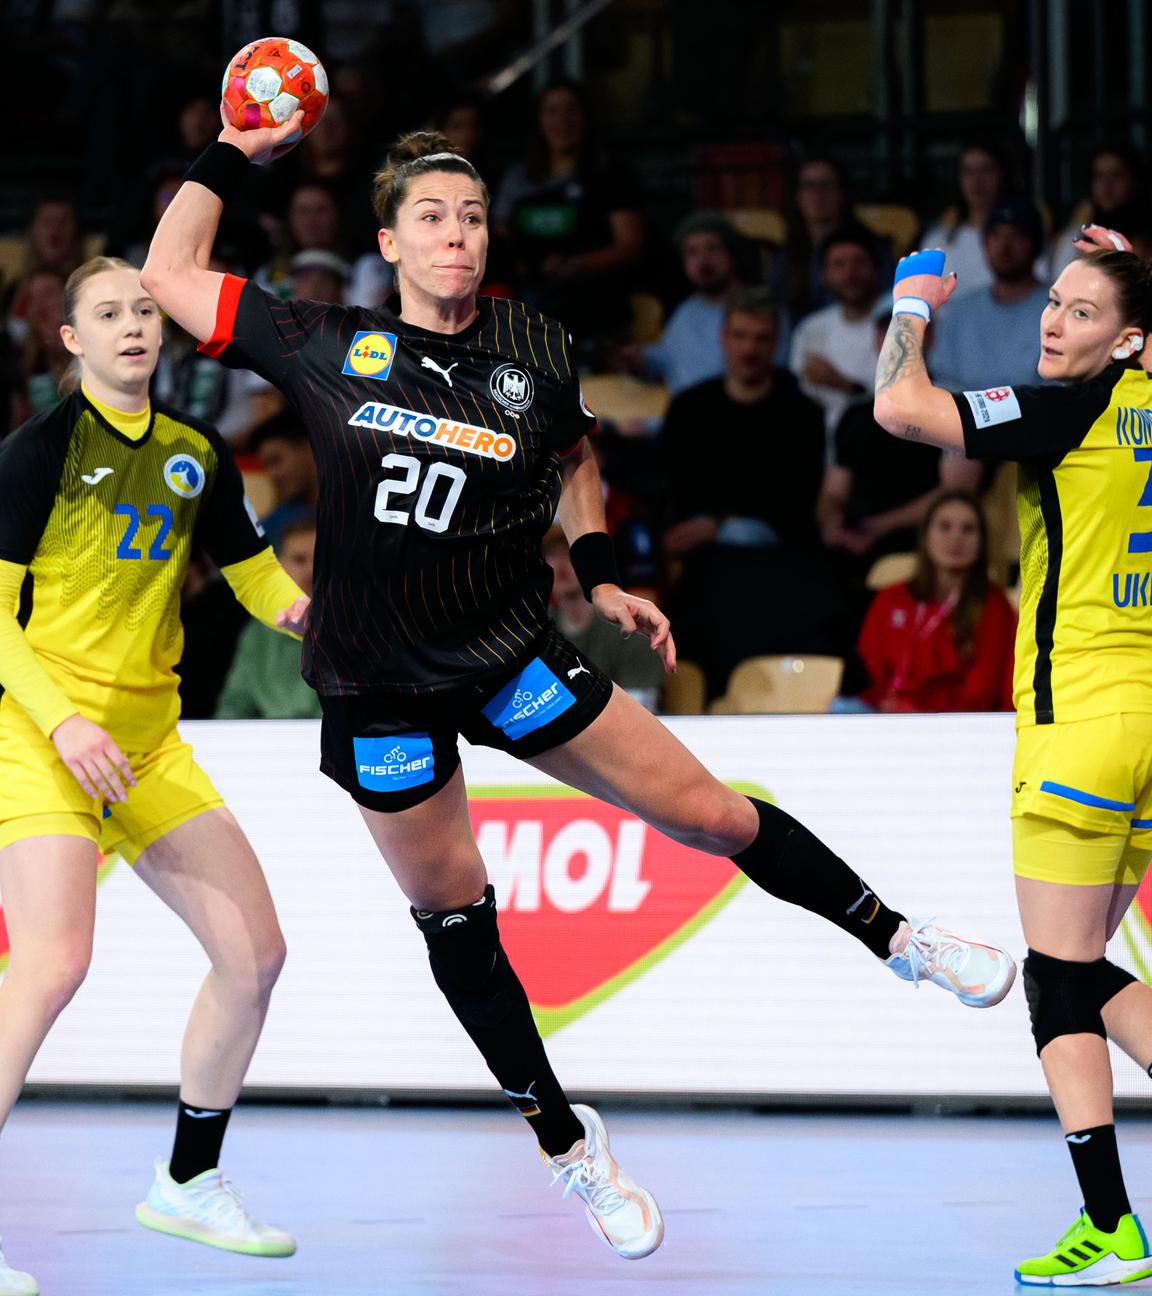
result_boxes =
[421,356,460,387]
[81,467,114,485]
[567,662,591,680]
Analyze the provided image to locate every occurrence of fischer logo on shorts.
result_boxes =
[962,386,1021,427]
[482,658,575,740]
[342,331,399,381]
[348,401,517,462]
[353,734,435,791]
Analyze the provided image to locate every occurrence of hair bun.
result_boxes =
[386,130,456,169]
[372,130,486,229]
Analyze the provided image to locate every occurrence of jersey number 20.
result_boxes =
[372,453,465,534]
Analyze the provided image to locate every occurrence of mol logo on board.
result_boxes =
[468,782,768,1035]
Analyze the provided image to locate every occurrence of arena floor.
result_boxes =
[5,1101,1150,1294]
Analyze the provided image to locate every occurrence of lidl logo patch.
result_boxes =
[469,783,768,1034]
[342,331,398,381]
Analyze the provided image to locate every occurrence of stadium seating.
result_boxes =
[708,655,845,714]
[865,551,917,590]
[661,659,707,714]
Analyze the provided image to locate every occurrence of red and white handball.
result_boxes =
[221,37,328,137]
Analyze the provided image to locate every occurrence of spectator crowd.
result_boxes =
[4,73,1151,719]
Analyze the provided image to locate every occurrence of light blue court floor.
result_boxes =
[5,1101,1152,1295]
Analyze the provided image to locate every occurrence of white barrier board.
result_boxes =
[10,714,1151,1102]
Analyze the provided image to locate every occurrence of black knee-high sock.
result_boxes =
[412,886,584,1157]
[731,798,905,959]
[1065,1125,1131,1233]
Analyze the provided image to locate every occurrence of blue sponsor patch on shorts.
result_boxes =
[482,657,575,742]
[353,733,435,792]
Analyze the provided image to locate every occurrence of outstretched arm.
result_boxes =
[141,106,303,341]
[872,250,966,452]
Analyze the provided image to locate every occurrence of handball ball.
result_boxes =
[221,37,329,136]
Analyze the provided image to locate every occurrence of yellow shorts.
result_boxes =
[1012,814,1151,886]
[0,697,223,864]
[1011,714,1152,885]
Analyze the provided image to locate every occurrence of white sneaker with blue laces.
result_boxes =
[544,1104,664,1260]
[135,1159,296,1257]
[0,1238,37,1296]
[886,918,1016,1007]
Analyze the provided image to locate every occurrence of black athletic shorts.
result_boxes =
[319,623,614,812]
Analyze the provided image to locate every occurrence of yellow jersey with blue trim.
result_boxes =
[956,362,1152,726]
[0,391,268,750]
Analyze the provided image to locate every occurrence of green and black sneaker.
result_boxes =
[1016,1210,1152,1286]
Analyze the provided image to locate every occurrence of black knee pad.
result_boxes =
[411,884,516,1027]
[1022,949,1136,1054]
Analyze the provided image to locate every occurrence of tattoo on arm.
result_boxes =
[875,315,927,395]
[903,425,923,441]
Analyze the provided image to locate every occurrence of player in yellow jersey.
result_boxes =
[874,229,1152,1285]
[0,257,310,1295]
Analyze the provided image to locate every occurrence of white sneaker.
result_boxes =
[544,1104,664,1260]
[886,918,1017,1007]
[0,1239,37,1296]
[135,1159,296,1257]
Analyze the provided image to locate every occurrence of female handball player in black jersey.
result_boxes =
[0,257,309,1295]
[143,110,1014,1261]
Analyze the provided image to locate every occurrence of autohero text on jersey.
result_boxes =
[348,401,517,462]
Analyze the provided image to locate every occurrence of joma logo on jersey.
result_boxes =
[348,401,517,462]
[341,331,398,380]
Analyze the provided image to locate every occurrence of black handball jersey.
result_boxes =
[201,277,596,695]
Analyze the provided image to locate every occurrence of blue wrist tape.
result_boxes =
[894,248,946,287]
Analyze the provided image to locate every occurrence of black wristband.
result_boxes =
[184,141,251,202]
[568,531,621,602]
